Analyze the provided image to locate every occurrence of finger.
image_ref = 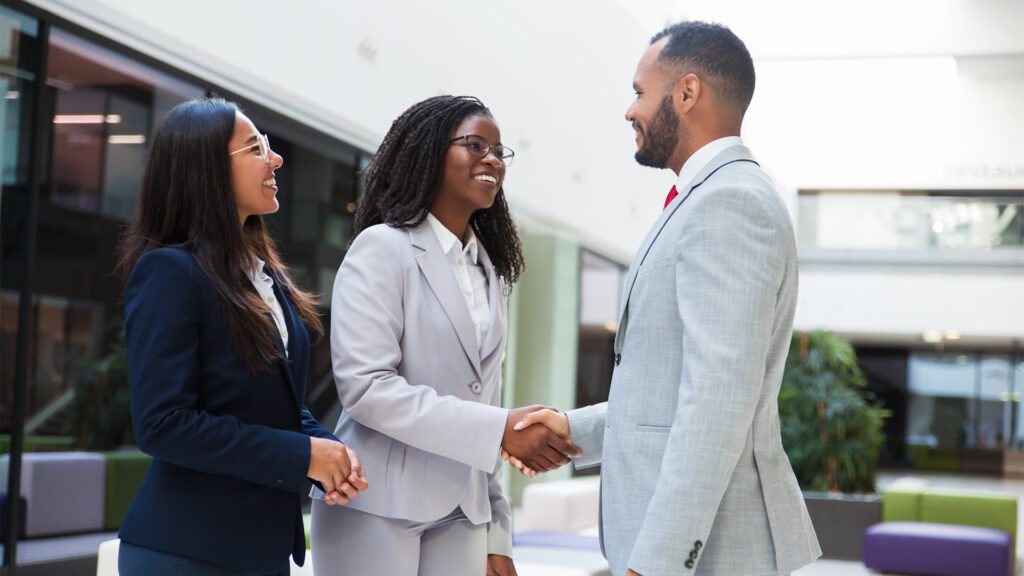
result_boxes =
[501,450,510,462]
[547,432,582,458]
[320,479,337,494]
[338,482,359,499]
[345,448,369,490]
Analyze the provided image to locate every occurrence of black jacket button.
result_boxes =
[689,550,698,560]
[614,353,622,365]
[694,540,703,550]
[685,559,695,569]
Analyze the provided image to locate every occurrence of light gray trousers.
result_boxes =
[309,500,486,575]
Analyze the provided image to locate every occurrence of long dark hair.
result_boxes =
[354,95,524,286]
[117,98,322,372]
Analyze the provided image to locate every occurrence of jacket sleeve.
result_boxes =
[125,249,312,493]
[486,375,513,557]
[331,227,507,473]
[567,402,607,470]
[628,187,786,576]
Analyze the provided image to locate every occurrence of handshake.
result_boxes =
[501,406,580,478]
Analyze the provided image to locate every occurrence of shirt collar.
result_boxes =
[426,212,479,265]
[675,136,744,193]
[246,257,271,284]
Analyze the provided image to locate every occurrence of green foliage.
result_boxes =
[780,330,889,493]
[66,333,135,450]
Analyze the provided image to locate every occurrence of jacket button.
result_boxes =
[614,353,621,365]
[685,559,694,569]
[470,382,482,393]
[689,550,698,560]
[694,540,702,550]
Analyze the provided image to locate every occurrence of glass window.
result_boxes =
[1,4,41,431]
[45,29,203,219]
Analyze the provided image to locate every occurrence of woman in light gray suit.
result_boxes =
[311,95,577,576]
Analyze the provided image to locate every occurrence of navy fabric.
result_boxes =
[119,542,290,576]
[118,247,336,572]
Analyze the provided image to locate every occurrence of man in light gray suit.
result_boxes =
[513,22,821,576]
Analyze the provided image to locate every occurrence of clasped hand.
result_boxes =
[501,406,579,476]
[308,437,369,505]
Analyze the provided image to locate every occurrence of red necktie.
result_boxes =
[663,185,678,210]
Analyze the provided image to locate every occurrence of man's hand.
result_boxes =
[486,554,518,576]
[502,405,581,473]
[309,438,368,505]
[503,408,574,477]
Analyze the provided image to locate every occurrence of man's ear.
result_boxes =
[675,73,701,114]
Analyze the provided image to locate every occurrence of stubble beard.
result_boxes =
[634,94,682,169]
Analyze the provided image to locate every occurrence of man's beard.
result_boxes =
[634,94,681,169]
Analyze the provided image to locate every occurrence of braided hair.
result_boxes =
[354,95,524,287]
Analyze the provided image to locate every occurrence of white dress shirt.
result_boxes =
[426,213,490,348]
[246,257,289,357]
[674,136,744,194]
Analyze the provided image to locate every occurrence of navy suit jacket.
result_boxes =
[119,247,336,571]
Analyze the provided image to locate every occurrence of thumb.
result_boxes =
[512,409,549,431]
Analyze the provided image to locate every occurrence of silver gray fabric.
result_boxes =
[567,146,821,576]
[312,220,512,556]
[310,500,486,575]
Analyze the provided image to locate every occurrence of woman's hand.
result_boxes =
[486,554,518,576]
[309,437,368,505]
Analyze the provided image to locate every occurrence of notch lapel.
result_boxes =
[409,223,484,380]
[614,146,758,352]
[477,242,505,366]
[270,278,303,408]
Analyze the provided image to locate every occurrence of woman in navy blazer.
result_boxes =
[116,98,367,575]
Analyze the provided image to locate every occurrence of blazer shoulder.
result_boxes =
[348,223,414,260]
[128,247,207,300]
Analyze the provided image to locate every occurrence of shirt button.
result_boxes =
[470,382,482,394]
[458,259,464,265]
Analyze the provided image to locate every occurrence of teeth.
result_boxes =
[262,178,276,187]
[474,175,497,184]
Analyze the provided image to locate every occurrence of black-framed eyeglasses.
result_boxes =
[229,133,271,163]
[450,134,514,167]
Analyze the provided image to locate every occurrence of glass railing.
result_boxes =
[797,192,1024,252]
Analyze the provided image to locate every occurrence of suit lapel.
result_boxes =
[615,146,758,351]
[477,242,505,366]
[409,223,484,380]
[269,277,303,408]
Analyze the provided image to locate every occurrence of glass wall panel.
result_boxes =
[11,27,203,432]
[0,4,41,431]
[798,190,1024,252]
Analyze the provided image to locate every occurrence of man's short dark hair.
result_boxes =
[651,21,755,115]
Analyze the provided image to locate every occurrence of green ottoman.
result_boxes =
[103,450,152,530]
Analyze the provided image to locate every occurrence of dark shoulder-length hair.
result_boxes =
[354,95,524,287]
[117,97,322,373]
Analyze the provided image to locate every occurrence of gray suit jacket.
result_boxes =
[568,146,821,576]
[315,220,513,555]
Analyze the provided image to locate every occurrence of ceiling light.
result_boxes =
[922,330,943,344]
[53,114,122,124]
[944,330,962,340]
[107,135,145,144]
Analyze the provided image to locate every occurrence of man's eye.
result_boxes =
[250,145,261,154]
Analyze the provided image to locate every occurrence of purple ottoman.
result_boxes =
[863,521,1013,576]
[513,531,601,551]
